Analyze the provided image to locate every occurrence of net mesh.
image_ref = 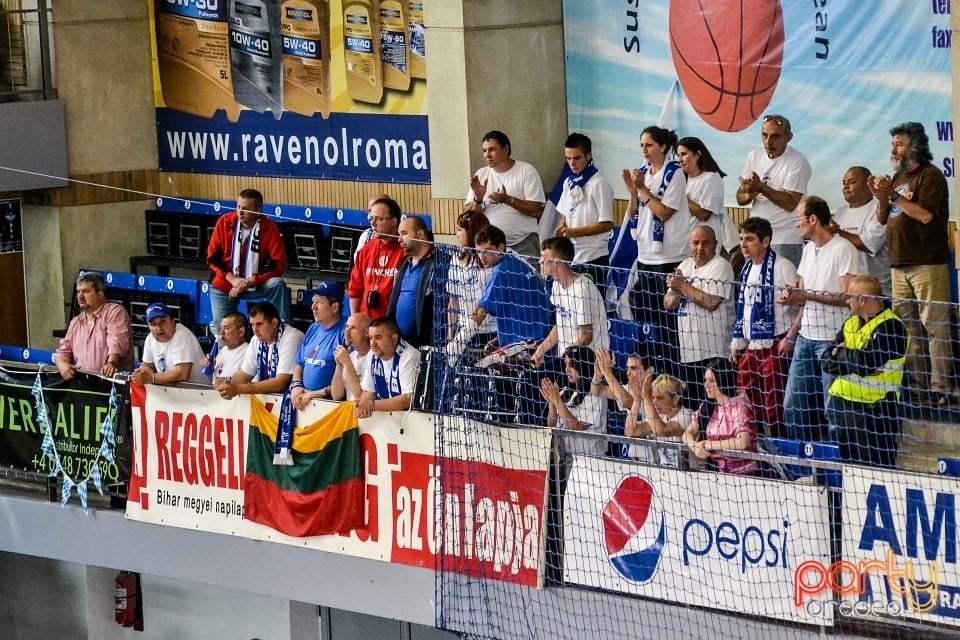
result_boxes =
[428,240,960,640]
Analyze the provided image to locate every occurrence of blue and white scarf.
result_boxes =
[733,248,777,341]
[272,389,295,466]
[563,161,599,214]
[231,219,261,279]
[646,160,680,251]
[256,320,286,381]
[372,341,405,399]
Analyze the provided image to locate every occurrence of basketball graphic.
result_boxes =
[669,0,785,132]
[603,475,666,583]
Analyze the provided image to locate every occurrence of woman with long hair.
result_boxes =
[676,136,737,257]
[540,345,607,457]
[682,364,759,475]
[445,209,496,346]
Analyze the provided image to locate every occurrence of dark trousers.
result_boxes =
[630,261,681,379]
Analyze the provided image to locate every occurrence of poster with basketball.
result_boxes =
[563,1,954,207]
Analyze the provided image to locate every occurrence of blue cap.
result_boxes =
[145,302,172,322]
[309,281,344,301]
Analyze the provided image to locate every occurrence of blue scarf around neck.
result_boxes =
[733,248,777,341]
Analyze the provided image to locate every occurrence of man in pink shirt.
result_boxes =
[55,272,133,379]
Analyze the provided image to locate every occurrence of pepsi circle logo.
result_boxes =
[603,475,666,583]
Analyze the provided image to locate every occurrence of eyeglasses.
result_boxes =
[370,216,394,225]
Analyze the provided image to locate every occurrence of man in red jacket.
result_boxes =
[206,188,290,331]
[347,196,406,320]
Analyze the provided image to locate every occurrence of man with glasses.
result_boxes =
[737,114,811,267]
[347,196,406,320]
[354,192,390,259]
[777,196,860,443]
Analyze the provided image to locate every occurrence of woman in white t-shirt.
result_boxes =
[540,345,608,458]
[677,136,738,257]
[446,209,496,352]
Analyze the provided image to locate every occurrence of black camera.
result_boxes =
[367,290,380,308]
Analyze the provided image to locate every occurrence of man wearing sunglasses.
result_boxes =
[737,114,811,268]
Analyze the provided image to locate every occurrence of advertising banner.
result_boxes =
[126,384,550,587]
[151,0,429,183]
[841,466,960,628]
[0,368,130,484]
[562,456,832,625]
[563,1,953,207]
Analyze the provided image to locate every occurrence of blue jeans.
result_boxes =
[209,277,291,332]
[783,335,834,442]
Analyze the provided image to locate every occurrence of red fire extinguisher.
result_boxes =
[115,570,144,630]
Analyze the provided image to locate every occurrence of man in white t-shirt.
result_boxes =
[665,225,734,408]
[829,166,891,296]
[530,236,610,369]
[777,196,860,442]
[216,302,304,399]
[465,130,546,258]
[729,217,798,437]
[201,311,250,384]
[356,317,420,417]
[554,132,614,291]
[737,114,812,267]
[332,312,372,402]
[131,302,208,386]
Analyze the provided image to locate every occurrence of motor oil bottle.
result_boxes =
[281,0,331,117]
[155,0,241,121]
[407,0,425,80]
[343,0,383,104]
[379,0,409,91]
[229,0,284,119]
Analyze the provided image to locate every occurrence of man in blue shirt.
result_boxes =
[387,216,434,348]
[291,281,347,409]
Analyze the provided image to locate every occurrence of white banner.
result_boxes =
[563,456,832,625]
[841,466,960,627]
[125,384,551,586]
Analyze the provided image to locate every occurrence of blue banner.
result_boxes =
[156,108,430,183]
[563,0,953,208]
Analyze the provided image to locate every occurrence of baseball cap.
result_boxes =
[145,302,172,322]
[309,281,344,301]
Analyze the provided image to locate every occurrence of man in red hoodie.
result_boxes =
[206,188,290,331]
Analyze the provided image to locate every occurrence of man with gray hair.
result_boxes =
[869,121,953,407]
[55,272,133,379]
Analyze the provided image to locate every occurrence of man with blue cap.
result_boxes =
[131,302,207,386]
[291,281,347,409]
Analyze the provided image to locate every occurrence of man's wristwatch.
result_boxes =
[890,192,901,203]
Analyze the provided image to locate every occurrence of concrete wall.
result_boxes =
[427,0,568,199]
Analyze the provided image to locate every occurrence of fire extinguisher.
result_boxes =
[115,570,144,630]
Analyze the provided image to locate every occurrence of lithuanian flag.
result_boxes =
[244,397,364,537]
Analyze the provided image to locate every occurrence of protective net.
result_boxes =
[429,239,960,640]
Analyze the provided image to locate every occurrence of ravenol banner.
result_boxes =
[150,0,429,183]
[126,385,551,587]
[563,0,954,207]
[0,368,131,484]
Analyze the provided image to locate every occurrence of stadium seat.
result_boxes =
[761,437,841,487]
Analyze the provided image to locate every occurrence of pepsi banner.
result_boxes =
[562,456,832,626]
[563,1,954,207]
[841,467,960,628]
[126,385,550,587]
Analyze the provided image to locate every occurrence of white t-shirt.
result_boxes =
[833,197,891,295]
[240,325,305,380]
[142,323,208,385]
[345,349,372,401]
[466,160,546,247]
[627,405,693,467]
[559,393,607,458]
[633,161,692,264]
[556,173,615,263]
[213,342,250,382]
[550,275,610,356]
[361,341,421,399]
[741,146,812,246]
[674,254,734,363]
[686,171,738,252]
[735,253,799,350]
[445,259,496,334]
[797,235,860,341]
